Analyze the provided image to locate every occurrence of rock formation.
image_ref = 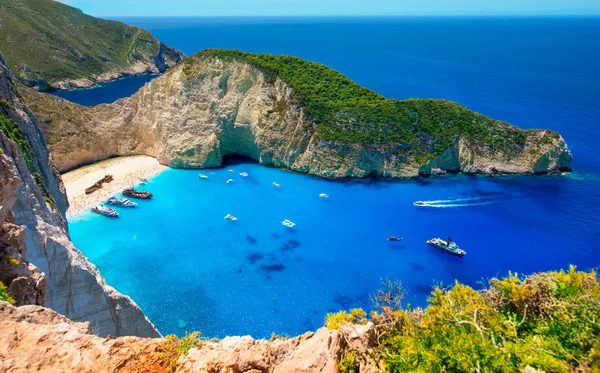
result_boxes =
[0,302,380,373]
[0,52,159,337]
[26,52,572,177]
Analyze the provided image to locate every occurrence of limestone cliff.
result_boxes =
[0,302,380,373]
[26,51,572,177]
[0,52,159,337]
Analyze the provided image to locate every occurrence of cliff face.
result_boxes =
[0,302,380,373]
[27,54,572,177]
[0,0,185,91]
[0,53,159,338]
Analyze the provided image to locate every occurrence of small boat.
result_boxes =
[239,172,249,177]
[228,169,234,173]
[226,179,234,184]
[123,188,153,199]
[91,205,119,218]
[319,193,329,198]
[273,182,281,188]
[388,236,403,241]
[414,201,425,206]
[426,237,466,257]
[282,219,296,228]
[198,174,209,179]
[140,178,149,182]
[224,214,238,221]
[106,197,137,207]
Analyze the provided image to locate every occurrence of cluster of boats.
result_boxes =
[388,235,467,257]
[91,187,154,218]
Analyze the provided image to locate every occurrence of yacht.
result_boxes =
[226,179,234,183]
[198,174,209,179]
[426,237,466,257]
[105,197,137,207]
[239,172,249,177]
[282,219,296,228]
[387,236,403,241]
[319,193,329,198]
[273,182,281,188]
[123,188,153,199]
[224,214,238,221]
[414,201,425,206]
[228,169,234,173]
[91,205,119,218]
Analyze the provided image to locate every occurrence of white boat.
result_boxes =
[239,172,249,177]
[273,182,281,188]
[91,205,119,218]
[226,179,234,183]
[198,174,209,179]
[105,197,137,207]
[426,237,466,257]
[228,169,234,173]
[414,201,425,206]
[224,214,238,221]
[282,219,296,228]
[319,193,329,198]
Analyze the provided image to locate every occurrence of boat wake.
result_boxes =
[414,196,508,208]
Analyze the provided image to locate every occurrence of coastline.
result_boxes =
[62,156,168,217]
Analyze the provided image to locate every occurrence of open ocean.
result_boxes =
[65,17,600,338]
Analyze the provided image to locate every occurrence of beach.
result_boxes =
[62,156,167,217]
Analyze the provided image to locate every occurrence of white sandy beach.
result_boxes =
[62,156,168,217]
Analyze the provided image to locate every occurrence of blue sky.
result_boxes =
[57,0,600,17]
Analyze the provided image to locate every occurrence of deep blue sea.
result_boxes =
[66,17,600,338]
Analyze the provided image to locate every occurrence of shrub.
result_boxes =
[338,351,358,373]
[159,332,203,372]
[0,281,15,304]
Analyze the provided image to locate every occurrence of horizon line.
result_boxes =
[98,14,600,18]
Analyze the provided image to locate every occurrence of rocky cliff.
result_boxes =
[0,302,380,373]
[0,52,159,337]
[0,0,185,91]
[26,50,572,177]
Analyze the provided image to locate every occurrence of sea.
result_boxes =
[64,17,600,338]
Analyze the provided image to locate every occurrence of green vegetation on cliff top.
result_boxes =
[327,266,600,372]
[195,49,559,161]
[0,0,179,88]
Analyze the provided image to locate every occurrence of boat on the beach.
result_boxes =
[426,237,466,257]
[239,172,248,177]
[319,193,329,198]
[273,182,281,188]
[226,179,234,183]
[414,201,425,206]
[84,174,114,195]
[122,188,153,199]
[282,219,296,228]
[224,214,238,221]
[387,236,403,241]
[91,205,119,218]
[198,174,209,179]
[106,197,137,207]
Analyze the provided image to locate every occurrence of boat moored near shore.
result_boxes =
[123,188,153,199]
[106,197,137,207]
[91,205,119,218]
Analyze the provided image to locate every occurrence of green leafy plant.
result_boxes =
[0,281,15,304]
[159,332,203,372]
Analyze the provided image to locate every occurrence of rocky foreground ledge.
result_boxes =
[0,302,380,373]
[25,50,572,177]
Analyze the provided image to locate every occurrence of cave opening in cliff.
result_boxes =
[221,154,259,167]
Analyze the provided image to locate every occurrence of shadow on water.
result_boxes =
[246,235,258,245]
[259,263,286,273]
[279,239,301,252]
[247,252,264,264]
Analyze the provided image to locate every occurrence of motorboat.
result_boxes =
[228,169,234,173]
[198,174,209,179]
[273,182,281,188]
[226,179,234,183]
[123,188,153,199]
[239,172,249,177]
[224,214,238,221]
[282,219,296,228]
[319,193,329,198]
[414,201,426,206]
[387,236,403,241]
[91,205,119,218]
[106,197,137,207]
[426,237,466,257]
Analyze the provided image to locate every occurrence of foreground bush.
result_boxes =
[327,266,600,372]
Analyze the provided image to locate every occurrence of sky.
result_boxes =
[56,0,600,17]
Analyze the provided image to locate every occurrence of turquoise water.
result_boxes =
[66,17,600,338]
[69,159,600,338]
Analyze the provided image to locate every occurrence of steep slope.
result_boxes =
[0,0,185,91]
[26,50,572,177]
[0,52,159,337]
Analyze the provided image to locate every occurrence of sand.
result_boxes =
[61,156,168,217]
